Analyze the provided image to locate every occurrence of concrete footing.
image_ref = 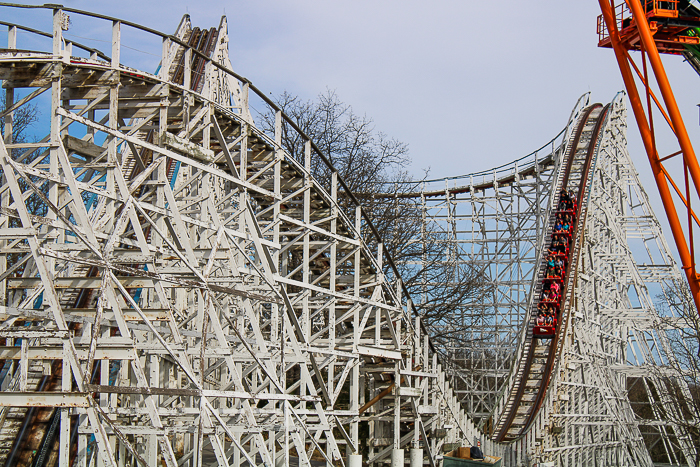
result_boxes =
[391,448,405,467]
[410,448,423,467]
[349,454,363,467]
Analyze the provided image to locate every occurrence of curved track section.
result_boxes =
[490,104,608,442]
[398,94,699,465]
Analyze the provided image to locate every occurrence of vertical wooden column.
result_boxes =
[273,111,282,342]
[0,25,16,306]
[413,316,421,448]
[47,9,64,284]
[273,110,283,467]
[160,36,171,81]
[303,140,311,338]
[50,9,74,465]
[300,140,311,449]
[241,82,251,123]
[375,243,383,346]
[183,48,192,138]
[58,341,72,467]
[327,171,338,467]
[106,20,120,232]
[393,318,401,454]
[350,206,362,457]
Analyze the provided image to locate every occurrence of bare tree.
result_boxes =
[632,287,700,465]
[1,92,43,271]
[657,287,700,464]
[1,92,40,145]
[266,90,410,195]
[259,90,493,357]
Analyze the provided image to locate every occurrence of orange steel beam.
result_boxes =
[599,0,700,315]
[660,164,700,229]
[626,0,700,184]
[623,47,675,131]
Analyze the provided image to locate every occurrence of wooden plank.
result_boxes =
[63,134,106,159]
[0,393,89,407]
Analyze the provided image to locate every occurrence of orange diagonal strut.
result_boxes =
[599,0,700,315]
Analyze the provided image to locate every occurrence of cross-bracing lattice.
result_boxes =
[0,5,698,467]
[0,6,487,467]
[400,96,587,422]
[405,93,699,465]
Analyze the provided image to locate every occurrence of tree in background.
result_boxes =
[645,287,700,464]
[1,93,43,218]
[260,90,493,356]
[1,93,40,146]
[1,92,42,283]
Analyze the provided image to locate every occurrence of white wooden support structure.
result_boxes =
[0,5,697,467]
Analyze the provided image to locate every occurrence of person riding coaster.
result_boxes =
[558,189,570,211]
[548,265,564,279]
[544,289,559,302]
[550,237,567,255]
[554,256,564,271]
[546,255,556,275]
[550,280,561,295]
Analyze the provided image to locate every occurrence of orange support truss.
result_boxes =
[598,0,700,54]
[598,0,700,316]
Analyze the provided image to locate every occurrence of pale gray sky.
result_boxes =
[3,1,700,253]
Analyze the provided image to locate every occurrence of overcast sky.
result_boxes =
[3,0,700,257]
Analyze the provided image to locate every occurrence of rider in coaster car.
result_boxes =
[552,265,562,279]
[541,284,550,301]
[545,311,554,325]
[537,312,546,325]
[555,256,564,270]
[551,237,564,255]
[550,280,560,295]
[559,235,569,251]
[559,215,570,233]
[558,189,569,211]
[546,255,556,276]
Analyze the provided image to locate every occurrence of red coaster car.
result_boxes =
[533,324,556,339]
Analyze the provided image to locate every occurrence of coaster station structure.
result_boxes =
[0,3,698,467]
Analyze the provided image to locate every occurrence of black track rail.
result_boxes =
[493,104,609,443]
